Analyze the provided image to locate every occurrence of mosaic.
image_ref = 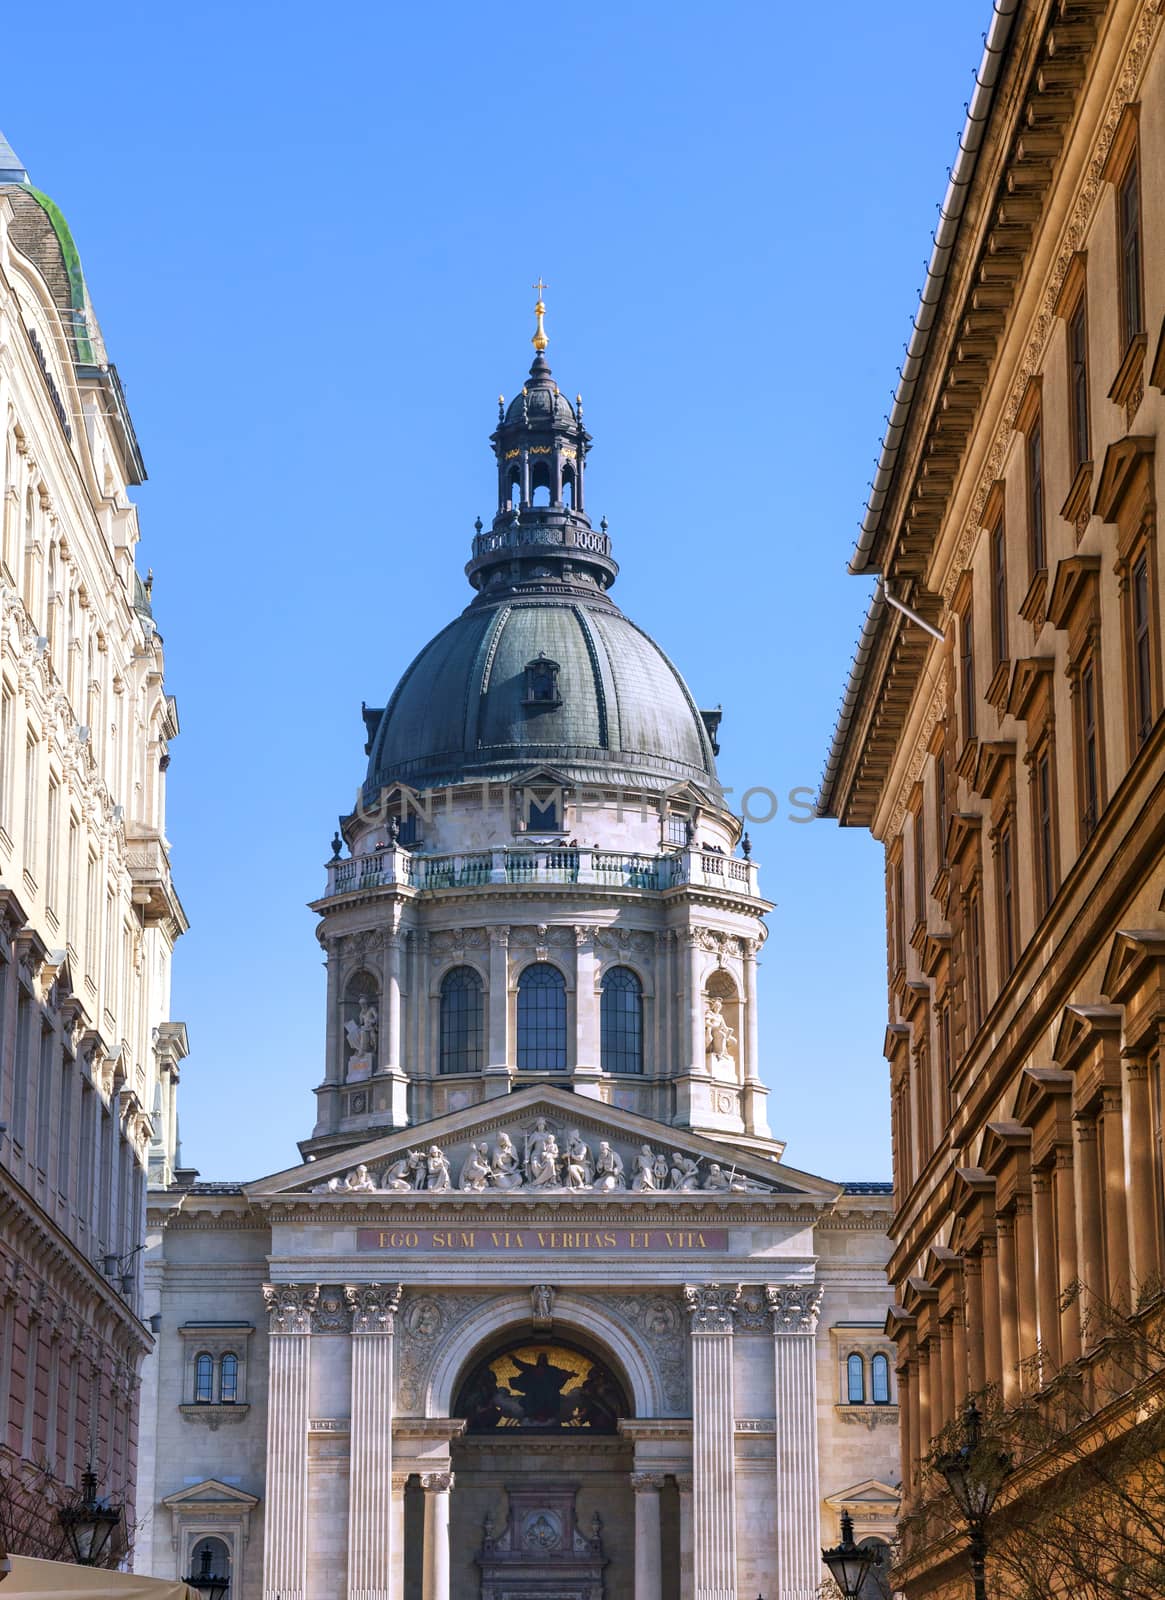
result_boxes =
[455,1341,626,1433]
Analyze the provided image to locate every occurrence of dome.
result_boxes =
[364,594,720,798]
[503,374,576,428]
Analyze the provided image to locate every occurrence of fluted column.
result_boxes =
[684,1284,740,1600]
[1014,1194,1038,1389]
[1122,1054,1158,1292]
[631,1472,665,1600]
[262,1284,318,1600]
[996,1212,1019,1402]
[421,1472,453,1600]
[767,1283,824,1600]
[676,1473,694,1600]
[390,1474,409,1600]
[346,1284,402,1600]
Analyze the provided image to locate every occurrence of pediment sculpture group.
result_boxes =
[312,1117,768,1196]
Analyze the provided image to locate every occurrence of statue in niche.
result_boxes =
[564,1129,594,1189]
[593,1141,626,1191]
[425,1146,452,1191]
[527,1133,562,1188]
[631,1145,658,1191]
[704,996,736,1066]
[459,1142,492,1192]
[491,1132,524,1189]
[670,1152,701,1191]
[345,999,379,1058]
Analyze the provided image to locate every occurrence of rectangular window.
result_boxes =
[23,734,38,881]
[66,816,79,936]
[666,813,689,847]
[991,522,1008,668]
[967,890,985,1035]
[78,1082,95,1226]
[1027,415,1046,575]
[998,821,1017,975]
[46,776,60,915]
[1035,747,1057,915]
[0,686,13,839]
[961,605,977,743]
[916,1041,933,1153]
[35,1025,54,1173]
[85,854,98,983]
[913,805,926,926]
[1118,152,1144,346]
[58,1058,73,1204]
[13,988,31,1149]
[1080,660,1101,840]
[935,747,948,868]
[1068,298,1091,474]
[893,857,906,972]
[1132,553,1153,746]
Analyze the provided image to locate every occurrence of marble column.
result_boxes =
[996,1212,1019,1403]
[261,1284,318,1600]
[1123,1053,1158,1291]
[963,1255,985,1393]
[485,929,510,1085]
[676,1473,694,1600]
[631,1472,665,1600]
[684,1284,740,1600]
[346,1284,402,1600]
[686,933,705,1074]
[767,1283,824,1600]
[742,939,760,1083]
[390,1474,409,1600]
[1073,1113,1103,1344]
[421,1472,453,1600]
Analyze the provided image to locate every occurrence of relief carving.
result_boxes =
[683,1283,741,1333]
[765,1282,824,1334]
[263,1282,319,1334]
[344,1282,402,1334]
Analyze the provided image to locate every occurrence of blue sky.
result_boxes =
[5,1,987,1182]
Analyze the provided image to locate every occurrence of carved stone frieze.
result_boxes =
[734,1285,772,1333]
[571,1291,689,1414]
[312,1286,351,1333]
[683,1282,741,1333]
[395,1292,484,1411]
[262,1282,319,1334]
[765,1282,824,1334]
[344,1281,402,1334]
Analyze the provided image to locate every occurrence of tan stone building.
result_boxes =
[819,0,1165,1592]
[0,134,186,1553]
[137,310,899,1600]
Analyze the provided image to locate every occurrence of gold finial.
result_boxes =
[531,277,549,353]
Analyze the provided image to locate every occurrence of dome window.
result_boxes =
[523,654,562,710]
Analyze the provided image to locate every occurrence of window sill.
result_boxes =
[1018,568,1048,631]
[179,1404,249,1430]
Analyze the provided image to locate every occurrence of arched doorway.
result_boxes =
[436,1327,657,1600]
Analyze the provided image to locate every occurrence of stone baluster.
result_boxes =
[631,1472,665,1600]
[420,1472,454,1600]
[767,1283,824,1600]
[345,1284,402,1600]
[390,1474,409,1600]
[675,1472,694,1600]
[684,1284,740,1600]
[261,1283,318,1600]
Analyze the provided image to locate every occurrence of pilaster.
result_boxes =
[345,1284,402,1600]
[684,1283,740,1600]
[767,1283,824,1600]
[261,1283,318,1600]
[631,1472,665,1600]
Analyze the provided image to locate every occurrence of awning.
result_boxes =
[2,1556,199,1600]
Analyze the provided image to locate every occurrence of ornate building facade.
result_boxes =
[820,0,1165,1592]
[0,135,187,1552]
[137,305,899,1600]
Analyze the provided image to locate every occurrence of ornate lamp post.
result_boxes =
[822,1510,878,1599]
[933,1399,1013,1600]
[184,1545,230,1600]
[57,1470,122,1567]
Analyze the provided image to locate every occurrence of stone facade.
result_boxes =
[0,137,185,1553]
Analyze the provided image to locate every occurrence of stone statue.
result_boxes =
[425,1146,452,1192]
[652,1150,670,1188]
[380,1156,415,1191]
[593,1141,626,1191]
[491,1132,524,1189]
[459,1142,492,1192]
[669,1152,701,1191]
[345,999,379,1058]
[344,1163,377,1192]
[631,1145,658,1191]
[702,1162,762,1193]
[527,1134,561,1188]
[523,1117,554,1180]
[564,1129,594,1190]
[704,997,736,1064]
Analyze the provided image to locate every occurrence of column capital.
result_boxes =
[765,1282,823,1334]
[683,1282,741,1332]
[345,1282,403,1334]
[420,1471,454,1494]
[630,1472,667,1494]
[263,1281,319,1334]
[391,1473,410,1494]
[674,1472,693,1494]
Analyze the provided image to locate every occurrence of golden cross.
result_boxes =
[532,276,548,302]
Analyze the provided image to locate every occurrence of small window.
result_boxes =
[846,1353,865,1405]
[912,804,926,925]
[194,1353,213,1404]
[960,603,977,744]
[1068,298,1090,474]
[997,817,1017,975]
[666,812,690,847]
[523,655,561,709]
[220,1353,239,1404]
[190,1538,231,1589]
[871,1352,891,1405]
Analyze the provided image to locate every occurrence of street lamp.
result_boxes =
[822,1510,878,1599]
[57,1470,122,1567]
[933,1399,1013,1600]
[184,1545,230,1600]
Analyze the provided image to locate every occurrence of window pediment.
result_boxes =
[1092,435,1154,529]
[1101,930,1165,1053]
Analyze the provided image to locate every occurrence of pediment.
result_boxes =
[824,1478,901,1511]
[246,1086,839,1206]
[160,1479,259,1510]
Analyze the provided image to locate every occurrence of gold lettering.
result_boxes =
[433,1231,446,1247]
[537,1232,548,1248]
[491,1232,502,1247]
[514,1233,524,1249]
[460,1231,476,1248]
[697,1232,707,1247]
[604,1232,616,1247]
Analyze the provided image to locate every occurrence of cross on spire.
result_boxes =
[531,278,549,354]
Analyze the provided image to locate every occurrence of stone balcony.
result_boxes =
[320,843,759,902]
[125,828,186,931]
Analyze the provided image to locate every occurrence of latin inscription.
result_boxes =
[355,1226,729,1253]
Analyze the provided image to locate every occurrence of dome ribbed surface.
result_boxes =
[365,598,719,797]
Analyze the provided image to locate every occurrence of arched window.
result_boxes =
[871,1351,890,1404]
[857,1537,891,1600]
[562,475,574,508]
[601,967,643,1075]
[440,967,484,1074]
[846,1352,865,1404]
[517,963,567,1071]
[531,483,551,507]
[220,1352,239,1404]
[190,1537,231,1588]
[194,1352,214,1404]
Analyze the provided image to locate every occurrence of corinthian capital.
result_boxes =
[344,1282,403,1334]
[765,1282,823,1334]
[263,1282,319,1334]
[683,1282,741,1333]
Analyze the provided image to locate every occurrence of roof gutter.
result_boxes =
[849,0,1020,575]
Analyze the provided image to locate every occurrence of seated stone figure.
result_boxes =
[593,1141,626,1191]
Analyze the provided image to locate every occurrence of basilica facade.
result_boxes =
[137,306,898,1600]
